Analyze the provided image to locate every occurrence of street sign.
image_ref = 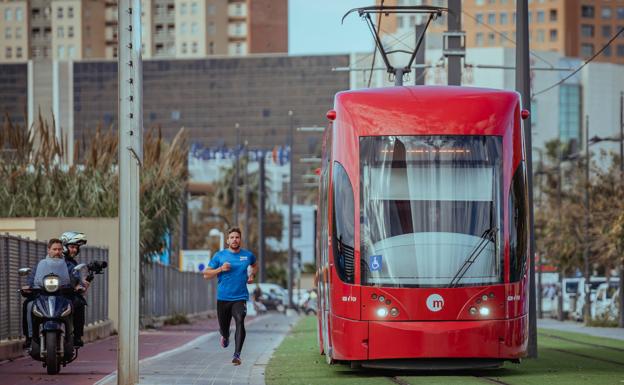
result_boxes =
[179,250,212,272]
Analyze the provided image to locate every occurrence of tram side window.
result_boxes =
[509,162,529,282]
[332,162,355,284]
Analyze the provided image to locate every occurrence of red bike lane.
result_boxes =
[0,317,221,385]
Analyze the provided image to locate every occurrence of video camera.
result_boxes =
[86,260,108,282]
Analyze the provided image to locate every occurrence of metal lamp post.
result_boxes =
[209,228,225,251]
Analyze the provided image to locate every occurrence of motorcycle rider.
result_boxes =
[23,239,85,348]
[22,231,89,349]
[60,231,89,347]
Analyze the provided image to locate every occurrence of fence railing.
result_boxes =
[0,234,109,341]
[141,262,216,321]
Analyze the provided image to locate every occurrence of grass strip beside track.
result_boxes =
[267,316,624,385]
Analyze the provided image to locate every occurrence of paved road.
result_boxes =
[96,312,298,385]
[538,318,624,340]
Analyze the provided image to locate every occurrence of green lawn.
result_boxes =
[266,316,624,385]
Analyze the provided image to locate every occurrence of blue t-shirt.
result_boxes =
[208,248,257,301]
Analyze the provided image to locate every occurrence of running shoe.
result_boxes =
[220,336,229,348]
[232,352,241,366]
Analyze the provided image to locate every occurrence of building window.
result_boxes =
[537,10,544,23]
[192,41,198,53]
[4,27,11,39]
[4,8,12,21]
[618,7,624,20]
[549,29,558,42]
[581,24,594,38]
[536,29,545,42]
[559,84,581,143]
[488,13,496,25]
[191,22,198,35]
[235,22,242,35]
[500,12,508,25]
[476,32,484,46]
[68,6,73,18]
[16,7,23,21]
[180,3,187,15]
[581,5,594,18]
[208,4,215,15]
[57,26,64,38]
[68,26,74,38]
[604,45,612,57]
[68,45,75,58]
[181,42,187,54]
[208,22,215,35]
[5,46,12,58]
[617,45,624,57]
[602,7,612,19]
[488,32,495,45]
[499,31,508,44]
[293,214,302,238]
[209,41,214,54]
[57,6,63,19]
[581,43,594,57]
[603,25,612,38]
[171,110,181,120]
[15,27,21,39]
[180,22,187,35]
[235,3,242,16]
[475,13,483,24]
[549,9,557,22]
[191,2,198,15]
[58,45,65,58]
[235,42,241,54]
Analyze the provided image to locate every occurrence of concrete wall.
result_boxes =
[0,217,120,330]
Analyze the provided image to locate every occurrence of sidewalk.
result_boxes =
[538,318,624,340]
[0,314,222,385]
[96,312,299,385]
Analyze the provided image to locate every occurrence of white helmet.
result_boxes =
[60,231,87,254]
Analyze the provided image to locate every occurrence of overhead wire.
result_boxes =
[367,0,385,88]
[533,26,624,97]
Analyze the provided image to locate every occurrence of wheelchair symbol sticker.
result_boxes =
[369,255,383,272]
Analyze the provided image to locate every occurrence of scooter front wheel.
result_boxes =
[45,332,60,375]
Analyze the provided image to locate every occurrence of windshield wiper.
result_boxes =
[448,227,497,288]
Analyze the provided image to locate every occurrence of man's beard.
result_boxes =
[230,243,240,250]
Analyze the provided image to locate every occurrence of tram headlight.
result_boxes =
[378,295,385,303]
[482,295,488,301]
[389,307,399,317]
[479,307,490,316]
[469,306,478,315]
[376,308,388,317]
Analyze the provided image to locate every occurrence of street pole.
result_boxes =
[244,142,250,241]
[415,23,426,86]
[117,1,142,384]
[535,149,543,319]
[557,150,564,322]
[287,110,294,309]
[515,0,537,358]
[447,0,462,86]
[233,123,240,227]
[258,153,266,283]
[620,91,624,328]
[584,115,591,324]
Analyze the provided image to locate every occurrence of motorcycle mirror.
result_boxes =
[18,267,31,276]
[74,263,87,271]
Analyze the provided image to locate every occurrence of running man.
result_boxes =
[203,227,258,365]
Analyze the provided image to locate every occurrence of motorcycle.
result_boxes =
[18,260,107,375]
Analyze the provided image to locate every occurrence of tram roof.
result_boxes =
[333,86,521,136]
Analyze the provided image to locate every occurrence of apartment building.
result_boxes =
[0,0,287,62]
[378,0,624,64]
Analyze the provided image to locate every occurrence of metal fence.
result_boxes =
[141,262,216,320]
[0,234,109,341]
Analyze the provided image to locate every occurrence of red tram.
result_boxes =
[316,86,530,370]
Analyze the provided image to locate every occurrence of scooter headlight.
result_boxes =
[44,276,60,293]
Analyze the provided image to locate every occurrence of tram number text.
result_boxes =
[507,295,521,301]
[341,296,357,302]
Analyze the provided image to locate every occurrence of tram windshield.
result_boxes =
[360,136,503,288]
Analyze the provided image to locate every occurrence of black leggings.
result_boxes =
[217,300,247,354]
